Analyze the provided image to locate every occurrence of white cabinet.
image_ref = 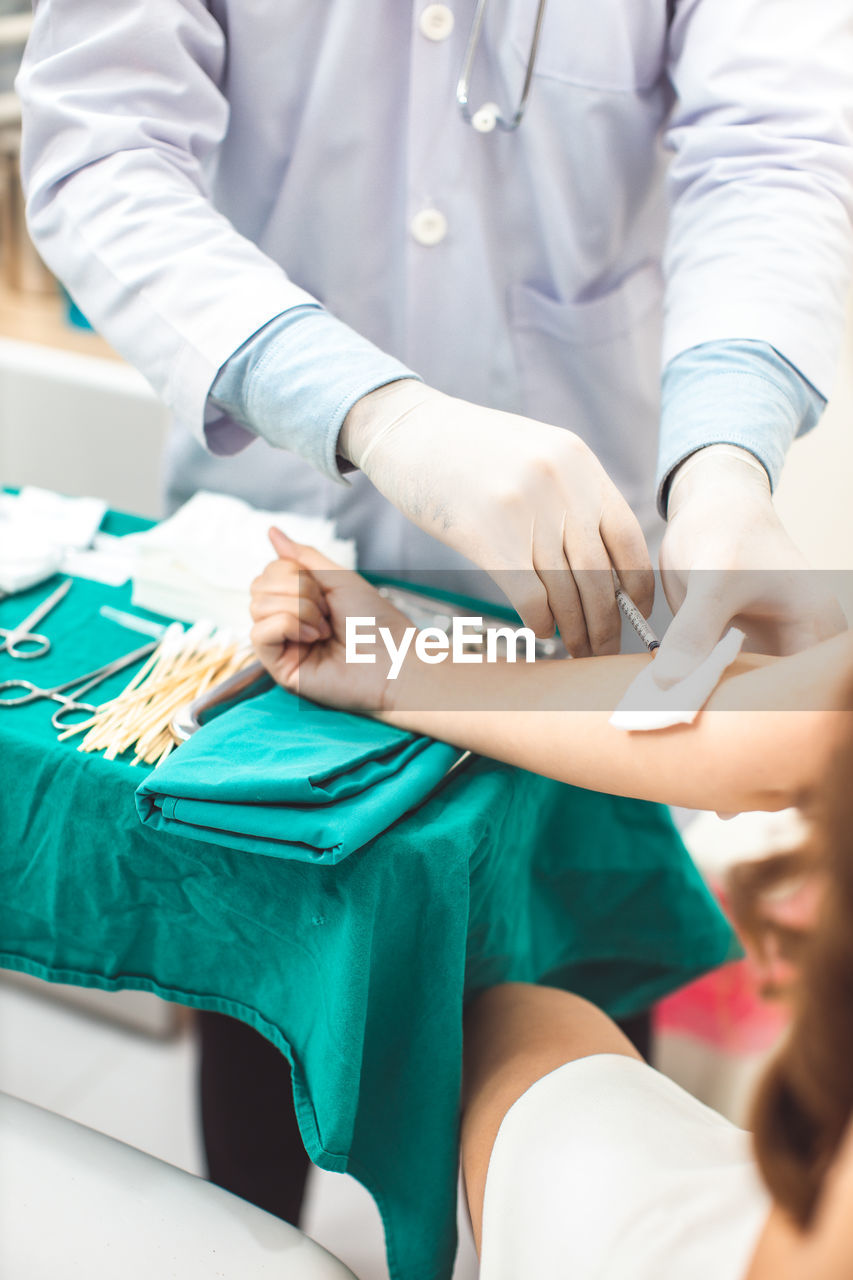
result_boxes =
[0,336,170,519]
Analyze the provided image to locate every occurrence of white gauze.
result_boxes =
[609,628,746,732]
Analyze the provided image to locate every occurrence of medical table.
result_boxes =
[0,508,737,1280]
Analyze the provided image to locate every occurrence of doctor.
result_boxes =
[17,0,853,667]
[16,0,853,1230]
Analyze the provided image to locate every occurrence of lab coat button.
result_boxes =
[410,208,448,246]
[419,4,454,41]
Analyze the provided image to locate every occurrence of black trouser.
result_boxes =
[198,1010,311,1223]
[198,1006,653,1223]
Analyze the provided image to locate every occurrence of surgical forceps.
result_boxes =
[0,640,158,730]
[0,578,72,660]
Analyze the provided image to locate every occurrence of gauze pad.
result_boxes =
[610,628,746,731]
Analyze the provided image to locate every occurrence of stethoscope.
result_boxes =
[457,0,678,132]
[456,0,548,133]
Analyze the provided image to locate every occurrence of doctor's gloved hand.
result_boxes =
[250,528,411,714]
[339,380,654,656]
[656,445,846,687]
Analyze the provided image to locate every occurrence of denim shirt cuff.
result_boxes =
[656,339,826,517]
[209,305,421,483]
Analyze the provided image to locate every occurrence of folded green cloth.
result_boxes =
[135,687,462,861]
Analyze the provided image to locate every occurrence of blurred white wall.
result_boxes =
[776,297,853,570]
[0,339,169,518]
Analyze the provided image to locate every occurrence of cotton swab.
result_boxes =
[58,621,255,766]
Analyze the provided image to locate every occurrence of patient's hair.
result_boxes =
[732,676,853,1229]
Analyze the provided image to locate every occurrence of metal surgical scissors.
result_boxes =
[0,640,158,730]
[0,578,73,659]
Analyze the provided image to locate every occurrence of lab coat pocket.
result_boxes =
[507,0,667,92]
[509,261,663,529]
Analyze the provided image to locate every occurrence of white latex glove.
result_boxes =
[656,445,846,686]
[339,380,654,656]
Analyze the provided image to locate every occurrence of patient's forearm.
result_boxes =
[381,633,852,812]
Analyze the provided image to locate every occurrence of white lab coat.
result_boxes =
[17,0,853,572]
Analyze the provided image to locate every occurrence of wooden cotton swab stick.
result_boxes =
[65,620,256,765]
[57,622,188,743]
[85,623,204,756]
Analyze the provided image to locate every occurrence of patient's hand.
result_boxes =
[249,528,411,713]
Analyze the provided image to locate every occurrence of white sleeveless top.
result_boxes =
[479,1054,770,1280]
